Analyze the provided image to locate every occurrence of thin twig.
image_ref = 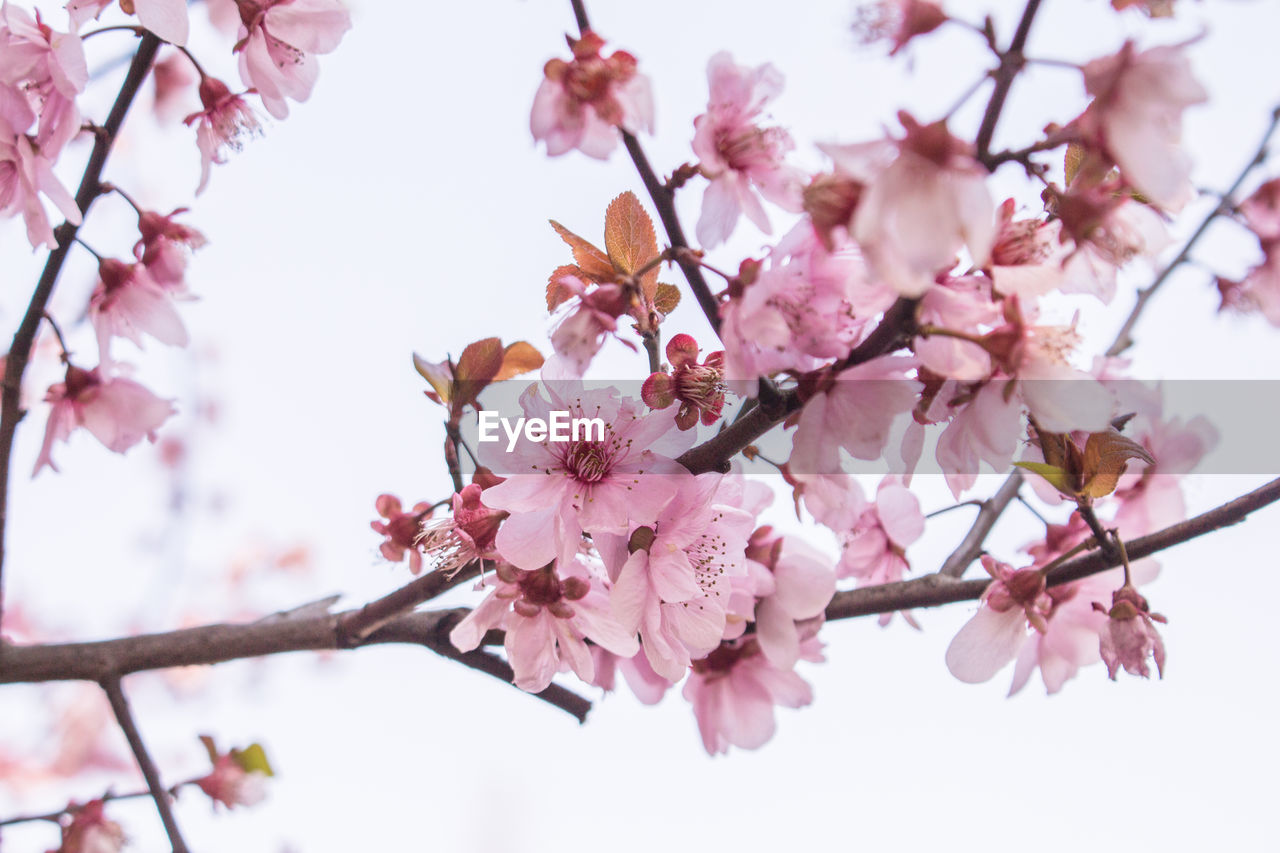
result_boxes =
[337,561,482,644]
[937,470,1024,578]
[826,476,1280,620]
[0,33,161,627]
[1106,104,1280,357]
[101,677,190,853]
[0,783,193,828]
[973,0,1043,164]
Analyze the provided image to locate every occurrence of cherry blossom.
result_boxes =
[0,114,81,249]
[788,354,919,476]
[691,52,804,248]
[194,738,271,810]
[233,0,353,119]
[596,473,752,680]
[479,383,692,570]
[832,475,924,625]
[1077,39,1207,211]
[683,629,823,754]
[34,364,176,476]
[49,799,125,853]
[530,30,653,159]
[545,274,632,378]
[0,3,87,154]
[134,207,208,290]
[821,113,994,296]
[370,493,434,574]
[415,483,506,576]
[183,76,261,194]
[88,258,190,368]
[1094,583,1167,679]
[945,555,1053,683]
[743,527,836,669]
[853,0,949,56]
[640,333,726,430]
[449,560,638,693]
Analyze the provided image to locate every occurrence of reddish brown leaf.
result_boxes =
[604,191,661,301]
[550,220,615,281]
[495,341,545,381]
[653,282,681,315]
[453,337,505,409]
[546,264,582,312]
[1081,430,1156,499]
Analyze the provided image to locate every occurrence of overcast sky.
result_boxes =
[3,1,1280,851]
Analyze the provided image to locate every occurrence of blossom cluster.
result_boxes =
[365,0,1254,755]
[0,0,349,473]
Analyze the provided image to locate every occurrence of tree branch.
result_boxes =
[336,561,482,644]
[0,606,591,721]
[936,470,1023,577]
[826,476,1280,620]
[0,33,162,627]
[1106,104,1280,357]
[101,677,190,853]
[973,0,1042,164]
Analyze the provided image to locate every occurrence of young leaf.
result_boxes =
[653,283,681,315]
[604,191,660,300]
[546,264,582,312]
[549,220,615,281]
[1080,430,1156,499]
[495,341,545,381]
[453,337,505,408]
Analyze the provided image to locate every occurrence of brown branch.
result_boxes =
[0,606,591,721]
[0,33,161,626]
[101,677,190,853]
[936,470,1023,577]
[826,476,1280,620]
[973,0,1043,165]
[0,783,193,829]
[336,561,482,644]
[1106,104,1280,357]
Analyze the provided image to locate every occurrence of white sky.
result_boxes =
[3,0,1280,851]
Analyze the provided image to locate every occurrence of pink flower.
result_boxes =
[479,383,693,570]
[1094,583,1167,679]
[530,30,653,159]
[34,364,176,476]
[233,0,353,120]
[1078,39,1207,211]
[788,354,920,476]
[88,258,190,368]
[1239,178,1280,242]
[933,380,1023,497]
[692,52,805,248]
[834,476,924,625]
[853,0,949,56]
[640,333,726,430]
[0,4,87,154]
[744,527,836,669]
[545,274,633,378]
[683,630,822,754]
[68,0,189,45]
[821,113,994,296]
[598,474,752,681]
[1052,184,1170,302]
[194,737,272,810]
[589,646,674,704]
[945,555,1052,683]
[183,76,261,194]
[1218,179,1280,325]
[370,493,434,574]
[415,483,506,575]
[0,116,82,249]
[49,799,125,853]
[449,560,639,693]
[134,207,208,289]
